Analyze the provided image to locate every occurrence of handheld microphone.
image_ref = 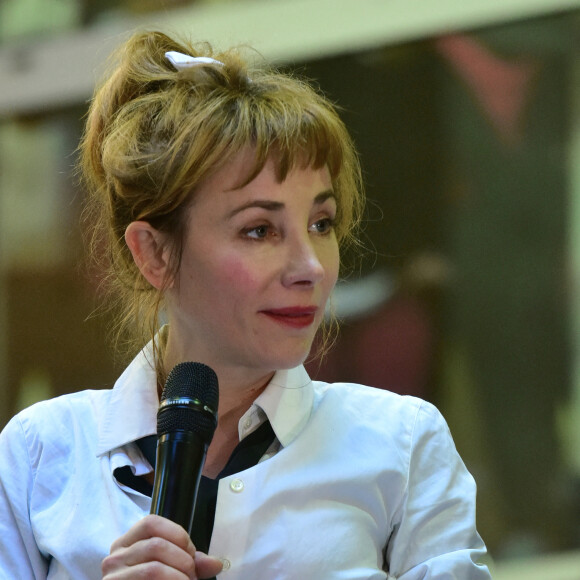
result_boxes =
[150,362,219,535]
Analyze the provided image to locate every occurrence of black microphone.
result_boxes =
[150,362,219,535]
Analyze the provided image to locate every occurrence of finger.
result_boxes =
[195,552,224,579]
[111,515,195,556]
[104,536,196,574]
[102,560,190,579]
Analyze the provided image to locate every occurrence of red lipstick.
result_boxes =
[261,307,317,329]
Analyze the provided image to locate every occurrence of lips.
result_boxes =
[260,307,318,329]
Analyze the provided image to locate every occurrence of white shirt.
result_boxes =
[0,345,491,579]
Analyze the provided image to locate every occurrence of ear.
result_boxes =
[125,221,174,290]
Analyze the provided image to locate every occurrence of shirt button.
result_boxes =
[243,417,253,430]
[230,478,244,492]
[221,558,231,570]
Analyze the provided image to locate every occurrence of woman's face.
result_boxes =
[165,149,340,376]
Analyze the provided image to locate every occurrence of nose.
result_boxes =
[281,234,326,288]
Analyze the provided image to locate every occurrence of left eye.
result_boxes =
[310,218,334,234]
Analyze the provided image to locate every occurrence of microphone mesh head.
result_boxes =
[157,362,219,443]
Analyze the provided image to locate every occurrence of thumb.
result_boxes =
[195,552,224,578]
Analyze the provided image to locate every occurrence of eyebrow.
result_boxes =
[228,189,336,218]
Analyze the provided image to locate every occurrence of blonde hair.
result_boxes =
[79,30,364,368]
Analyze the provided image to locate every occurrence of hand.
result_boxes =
[101,514,223,579]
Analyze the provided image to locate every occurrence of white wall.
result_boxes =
[1,0,580,115]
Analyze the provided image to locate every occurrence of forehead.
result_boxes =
[192,148,333,206]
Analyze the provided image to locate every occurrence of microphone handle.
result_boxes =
[150,430,208,535]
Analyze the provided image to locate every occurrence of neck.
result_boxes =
[218,373,271,419]
[200,369,274,478]
[163,348,274,423]
[158,330,278,477]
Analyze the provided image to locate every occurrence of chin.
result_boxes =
[259,347,313,372]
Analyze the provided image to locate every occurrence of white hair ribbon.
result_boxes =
[165,51,224,71]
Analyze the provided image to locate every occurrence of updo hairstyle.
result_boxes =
[79,29,364,362]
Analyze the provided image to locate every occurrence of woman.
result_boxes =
[0,30,491,579]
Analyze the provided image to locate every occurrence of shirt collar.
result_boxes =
[251,365,314,448]
[96,345,159,457]
[96,338,314,456]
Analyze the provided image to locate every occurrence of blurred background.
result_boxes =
[1,0,580,577]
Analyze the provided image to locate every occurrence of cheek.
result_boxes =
[323,246,340,287]
[219,254,263,290]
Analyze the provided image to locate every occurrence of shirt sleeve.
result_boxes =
[385,401,491,579]
[0,415,50,579]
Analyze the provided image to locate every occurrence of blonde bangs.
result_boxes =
[159,73,361,245]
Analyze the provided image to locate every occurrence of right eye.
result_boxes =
[243,224,270,240]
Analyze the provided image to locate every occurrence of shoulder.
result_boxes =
[312,380,433,424]
[16,388,112,428]
[311,380,455,452]
[1,389,113,463]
